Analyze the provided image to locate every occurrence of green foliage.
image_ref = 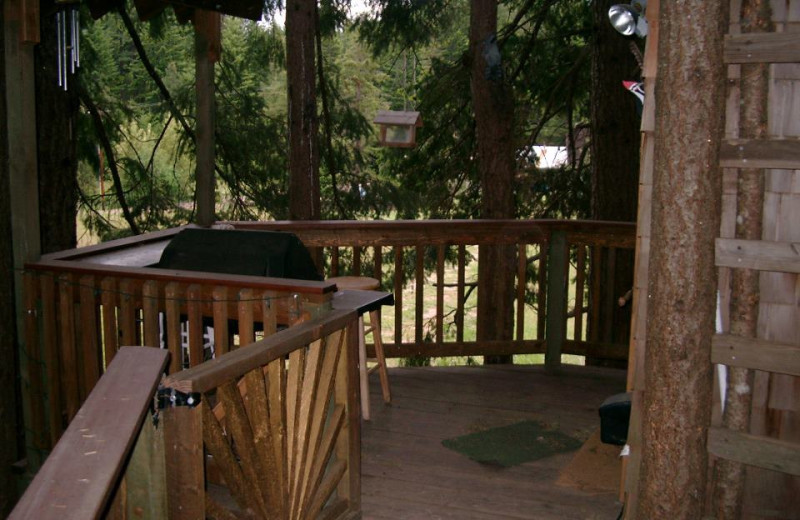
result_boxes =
[355,0,460,56]
[358,0,593,221]
[77,5,193,239]
[318,27,386,218]
[215,18,289,220]
[75,0,595,244]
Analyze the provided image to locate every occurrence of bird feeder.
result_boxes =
[374,110,423,148]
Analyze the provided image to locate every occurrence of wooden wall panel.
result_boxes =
[759,272,799,305]
[739,1,800,516]
[765,169,796,193]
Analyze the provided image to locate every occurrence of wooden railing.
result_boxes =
[228,220,636,362]
[10,347,170,519]
[21,219,634,455]
[160,307,361,519]
[12,307,361,519]
[22,231,337,450]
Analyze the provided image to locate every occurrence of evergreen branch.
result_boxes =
[566,67,576,168]
[498,0,538,47]
[145,114,174,229]
[315,1,349,219]
[509,0,562,83]
[146,113,173,175]
[78,85,142,236]
[76,187,115,229]
[117,4,196,142]
[524,46,589,148]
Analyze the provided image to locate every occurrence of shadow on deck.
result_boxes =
[361,364,627,520]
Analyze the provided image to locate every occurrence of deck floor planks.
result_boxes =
[360,364,626,519]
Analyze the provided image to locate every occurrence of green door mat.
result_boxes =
[442,420,582,467]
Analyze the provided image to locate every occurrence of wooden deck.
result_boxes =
[361,364,627,519]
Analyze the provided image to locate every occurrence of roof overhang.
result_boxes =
[86,0,263,23]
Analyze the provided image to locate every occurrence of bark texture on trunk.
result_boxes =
[35,0,78,253]
[470,0,517,364]
[286,0,320,221]
[590,0,640,224]
[711,0,771,517]
[636,1,727,518]
[470,0,516,362]
[589,0,641,355]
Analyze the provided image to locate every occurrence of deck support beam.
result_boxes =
[193,10,218,227]
[3,0,42,498]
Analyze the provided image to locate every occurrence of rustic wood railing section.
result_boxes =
[229,220,636,362]
[12,308,361,520]
[21,219,634,457]
[22,227,337,450]
[160,308,361,519]
[10,347,170,519]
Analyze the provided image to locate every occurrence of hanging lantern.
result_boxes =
[55,0,81,91]
[374,110,423,148]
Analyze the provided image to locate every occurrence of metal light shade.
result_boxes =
[608,4,638,36]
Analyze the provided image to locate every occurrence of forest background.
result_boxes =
[72,0,641,243]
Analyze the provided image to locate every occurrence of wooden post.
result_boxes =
[193,10,219,227]
[623,0,660,511]
[394,247,403,348]
[335,321,361,512]
[545,230,567,371]
[22,273,44,449]
[163,404,204,519]
[4,0,42,483]
[3,0,41,264]
[122,412,168,518]
[414,245,424,346]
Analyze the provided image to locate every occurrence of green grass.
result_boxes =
[378,245,587,367]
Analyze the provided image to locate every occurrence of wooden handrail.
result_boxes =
[10,347,168,520]
[222,219,636,362]
[226,219,636,248]
[41,225,189,262]
[22,252,336,450]
[163,308,358,394]
[26,259,337,297]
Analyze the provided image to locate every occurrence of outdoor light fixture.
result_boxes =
[608,0,648,38]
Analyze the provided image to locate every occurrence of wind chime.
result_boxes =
[55,0,81,90]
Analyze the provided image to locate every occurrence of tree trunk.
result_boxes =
[286,0,320,221]
[470,0,516,364]
[590,0,640,224]
[711,0,771,517]
[0,5,21,515]
[589,0,641,359]
[636,1,727,518]
[35,0,78,253]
